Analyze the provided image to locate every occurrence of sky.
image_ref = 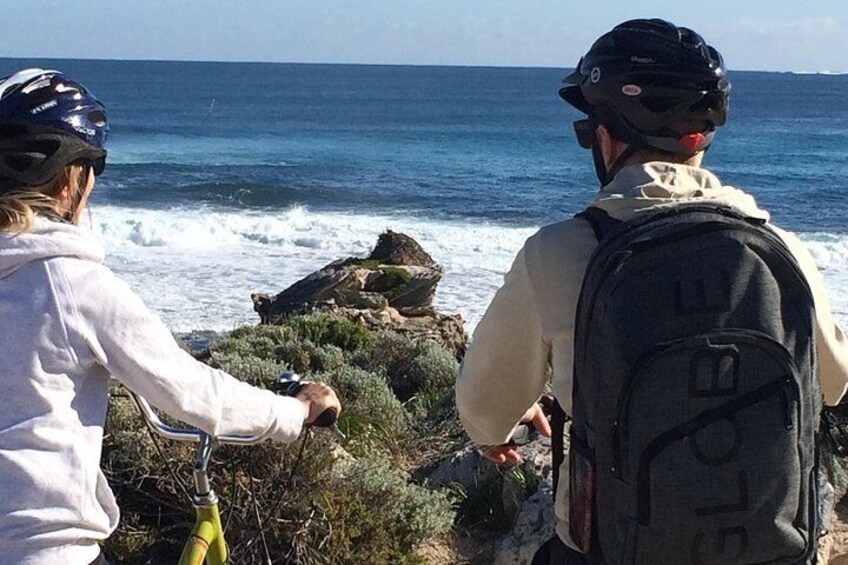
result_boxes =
[3,0,847,72]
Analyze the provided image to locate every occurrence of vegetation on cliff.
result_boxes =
[101,313,530,564]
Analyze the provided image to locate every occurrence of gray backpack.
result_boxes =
[560,204,821,565]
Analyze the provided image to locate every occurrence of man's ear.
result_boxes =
[595,124,626,171]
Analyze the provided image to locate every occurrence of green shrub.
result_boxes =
[350,332,419,397]
[286,314,372,352]
[317,366,407,450]
[103,315,467,564]
[351,332,458,409]
[273,340,346,374]
[213,356,288,387]
[102,394,161,476]
[206,322,347,376]
[322,455,454,563]
[405,342,459,417]
[368,266,413,297]
[456,464,536,534]
[212,324,297,359]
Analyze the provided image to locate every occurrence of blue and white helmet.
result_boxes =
[0,68,108,187]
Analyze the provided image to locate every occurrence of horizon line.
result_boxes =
[1,55,843,75]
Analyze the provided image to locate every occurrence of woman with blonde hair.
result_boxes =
[0,68,340,564]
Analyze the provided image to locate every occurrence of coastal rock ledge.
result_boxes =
[251,230,467,358]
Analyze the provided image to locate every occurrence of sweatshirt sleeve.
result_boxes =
[774,227,848,405]
[456,247,550,446]
[56,261,305,443]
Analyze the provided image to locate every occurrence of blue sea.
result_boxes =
[2,59,847,332]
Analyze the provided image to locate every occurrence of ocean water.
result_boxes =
[2,59,847,332]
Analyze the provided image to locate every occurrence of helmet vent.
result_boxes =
[4,153,36,173]
[88,110,107,127]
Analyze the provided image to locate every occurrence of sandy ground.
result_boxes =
[418,508,848,565]
[829,499,848,564]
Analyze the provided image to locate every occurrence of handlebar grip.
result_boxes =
[271,379,338,428]
[312,408,338,428]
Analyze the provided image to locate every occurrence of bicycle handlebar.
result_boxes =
[129,371,339,445]
[129,392,267,445]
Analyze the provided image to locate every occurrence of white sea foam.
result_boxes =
[85,205,536,333]
[83,206,848,335]
[800,233,848,322]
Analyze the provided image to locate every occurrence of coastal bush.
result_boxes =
[405,342,459,418]
[214,356,288,387]
[351,331,458,408]
[271,339,345,374]
[206,325,290,364]
[316,365,408,450]
[102,392,161,476]
[285,313,372,352]
[350,331,418,391]
[456,464,537,534]
[321,455,454,563]
[102,400,452,564]
[368,266,413,298]
[206,322,348,376]
[103,316,467,564]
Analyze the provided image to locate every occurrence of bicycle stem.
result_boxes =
[192,433,217,503]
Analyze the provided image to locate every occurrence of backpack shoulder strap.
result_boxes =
[574,206,625,243]
[543,395,569,494]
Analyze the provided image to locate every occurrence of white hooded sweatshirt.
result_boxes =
[0,218,306,564]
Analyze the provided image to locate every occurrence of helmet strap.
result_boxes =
[589,137,607,187]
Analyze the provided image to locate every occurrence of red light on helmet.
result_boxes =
[679,132,706,152]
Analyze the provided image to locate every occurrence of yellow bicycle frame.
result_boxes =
[129,374,338,565]
[179,499,227,565]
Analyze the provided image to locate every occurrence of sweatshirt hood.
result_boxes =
[0,217,104,279]
[592,162,770,223]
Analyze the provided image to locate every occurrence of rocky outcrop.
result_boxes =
[367,229,436,268]
[493,438,557,565]
[428,432,563,565]
[251,231,467,358]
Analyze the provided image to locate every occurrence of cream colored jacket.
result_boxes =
[456,162,848,548]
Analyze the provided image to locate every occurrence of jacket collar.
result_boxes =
[592,162,770,223]
[0,216,104,279]
[601,162,726,199]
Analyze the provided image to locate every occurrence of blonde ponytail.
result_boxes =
[0,163,89,233]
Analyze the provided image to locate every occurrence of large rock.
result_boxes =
[493,438,557,565]
[257,261,442,320]
[494,479,557,565]
[253,298,467,359]
[367,229,436,267]
[428,443,499,490]
[429,436,558,565]
[251,231,467,357]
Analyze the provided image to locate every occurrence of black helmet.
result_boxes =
[0,68,108,188]
[560,19,730,170]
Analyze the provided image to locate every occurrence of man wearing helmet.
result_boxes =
[456,19,848,565]
[0,69,341,564]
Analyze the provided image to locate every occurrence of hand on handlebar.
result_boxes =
[480,402,551,465]
[295,382,341,427]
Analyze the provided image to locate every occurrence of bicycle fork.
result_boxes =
[179,433,228,565]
